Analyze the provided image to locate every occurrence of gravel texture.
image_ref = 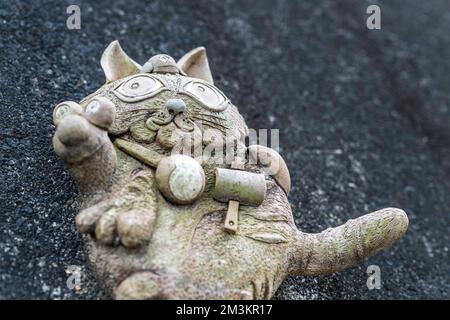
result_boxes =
[0,0,449,299]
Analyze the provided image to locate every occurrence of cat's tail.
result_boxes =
[288,208,408,276]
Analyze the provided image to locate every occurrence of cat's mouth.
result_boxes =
[147,112,194,132]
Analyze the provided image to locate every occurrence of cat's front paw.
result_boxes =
[52,97,115,163]
[76,170,157,248]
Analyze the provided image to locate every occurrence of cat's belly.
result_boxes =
[84,188,295,299]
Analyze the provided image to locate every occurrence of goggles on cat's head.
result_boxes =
[113,74,230,112]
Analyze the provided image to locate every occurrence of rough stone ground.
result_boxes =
[0,0,449,299]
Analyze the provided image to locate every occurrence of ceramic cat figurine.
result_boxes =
[52,41,408,299]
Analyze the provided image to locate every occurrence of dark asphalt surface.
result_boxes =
[0,0,449,299]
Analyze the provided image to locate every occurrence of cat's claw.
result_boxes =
[75,200,111,234]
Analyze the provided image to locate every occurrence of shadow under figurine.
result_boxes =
[52,41,409,299]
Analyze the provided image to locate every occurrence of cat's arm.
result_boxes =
[52,97,117,196]
[248,145,408,276]
[288,207,408,276]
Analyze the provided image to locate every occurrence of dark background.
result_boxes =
[0,0,449,299]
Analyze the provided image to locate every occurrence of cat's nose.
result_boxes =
[166,98,186,114]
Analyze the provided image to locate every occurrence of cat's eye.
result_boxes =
[113,75,165,102]
[183,81,229,111]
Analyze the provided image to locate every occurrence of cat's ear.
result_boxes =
[100,40,141,83]
[177,47,214,85]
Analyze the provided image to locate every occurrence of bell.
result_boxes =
[141,54,181,74]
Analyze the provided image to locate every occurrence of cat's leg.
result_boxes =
[52,98,116,195]
[76,170,157,247]
[288,208,408,276]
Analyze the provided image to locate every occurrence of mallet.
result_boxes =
[213,165,267,234]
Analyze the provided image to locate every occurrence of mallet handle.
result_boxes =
[224,200,239,234]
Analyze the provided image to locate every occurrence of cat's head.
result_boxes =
[77,41,248,153]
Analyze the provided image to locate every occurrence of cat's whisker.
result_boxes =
[193,123,228,133]
[116,107,159,113]
[196,112,227,121]
[190,120,228,129]
[190,120,229,134]
[116,109,160,119]
[190,116,229,130]
[115,114,151,121]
